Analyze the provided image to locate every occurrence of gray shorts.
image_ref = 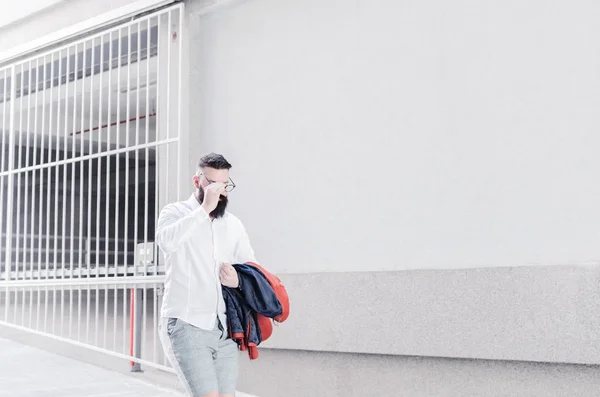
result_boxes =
[158,317,239,396]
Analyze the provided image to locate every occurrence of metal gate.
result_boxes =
[0,3,183,372]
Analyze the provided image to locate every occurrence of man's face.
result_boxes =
[193,167,231,218]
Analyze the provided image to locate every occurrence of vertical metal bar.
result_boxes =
[131,21,143,368]
[0,71,5,166]
[96,36,104,346]
[28,58,41,329]
[45,54,55,334]
[31,60,40,329]
[69,45,79,338]
[134,21,141,279]
[14,283,20,324]
[59,285,64,336]
[96,38,104,282]
[144,20,151,274]
[52,50,64,333]
[95,35,104,348]
[142,18,152,363]
[7,67,19,319]
[30,59,39,327]
[131,287,143,372]
[46,53,54,288]
[15,63,24,285]
[37,58,46,284]
[53,51,63,334]
[153,16,161,278]
[104,32,113,349]
[86,40,95,343]
[36,285,41,330]
[24,61,32,282]
[166,11,171,143]
[61,47,71,337]
[165,11,171,221]
[44,285,49,332]
[0,70,5,169]
[10,67,17,323]
[163,11,174,366]
[62,47,70,280]
[17,286,23,326]
[177,8,183,198]
[24,61,33,327]
[14,64,25,325]
[123,286,128,354]
[0,75,4,326]
[129,287,134,361]
[152,15,161,363]
[2,66,15,323]
[154,286,160,362]
[53,50,62,279]
[113,28,122,352]
[39,58,48,332]
[102,282,109,350]
[77,41,87,342]
[124,24,132,279]
[0,69,7,294]
[122,25,132,355]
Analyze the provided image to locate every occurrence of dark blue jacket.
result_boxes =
[222,263,282,359]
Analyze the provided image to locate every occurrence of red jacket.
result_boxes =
[247,262,290,342]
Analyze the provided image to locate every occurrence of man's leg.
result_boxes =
[159,318,221,397]
[214,322,240,397]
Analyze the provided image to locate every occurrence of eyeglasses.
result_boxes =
[198,173,236,192]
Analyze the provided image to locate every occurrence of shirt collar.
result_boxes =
[188,193,201,209]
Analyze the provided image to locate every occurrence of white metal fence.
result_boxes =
[0,3,183,372]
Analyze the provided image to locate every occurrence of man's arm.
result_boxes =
[155,204,210,253]
[234,222,257,264]
[222,222,257,290]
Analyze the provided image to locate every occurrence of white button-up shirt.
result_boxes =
[156,193,256,330]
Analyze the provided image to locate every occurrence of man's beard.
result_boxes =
[197,188,228,219]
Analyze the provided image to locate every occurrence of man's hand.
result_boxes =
[201,182,226,214]
[220,263,239,288]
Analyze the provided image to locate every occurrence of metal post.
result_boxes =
[130,241,153,372]
[130,287,143,372]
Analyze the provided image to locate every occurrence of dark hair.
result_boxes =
[198,152,232,170]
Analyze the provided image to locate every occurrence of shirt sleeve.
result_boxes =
[234,222,257,264]
[155,204,210,253]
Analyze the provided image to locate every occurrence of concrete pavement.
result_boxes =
[0,337,255,397]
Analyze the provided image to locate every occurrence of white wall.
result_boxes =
[188,0,600,274]
[0,0,142,54]
[0,0,64,28]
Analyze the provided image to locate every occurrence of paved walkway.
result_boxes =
[0,338,254,397]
